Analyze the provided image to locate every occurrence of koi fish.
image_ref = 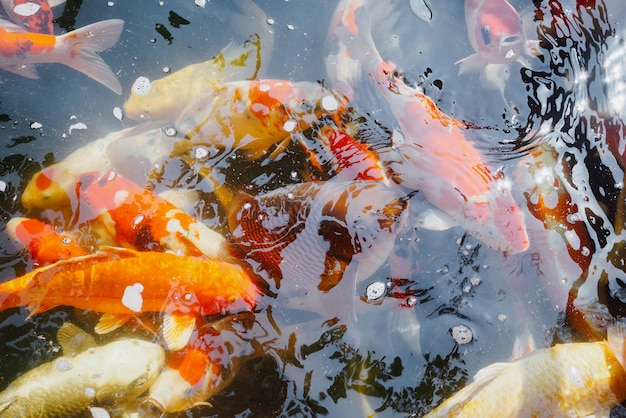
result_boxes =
[423,321,626,417]
[77,170,232,260]
[148,314,258,413]
[0,246,260,350]
[326,0,529,253]
[301,123,389,183]
[124,34,264,121]
[0,17,124,94]
[459,0,539,74]
[0,322,165,418]
[20,123,171,215]
[173,79,349,161]
[225,180,407,292]
[0,0,65,34]
[6,217,87,265]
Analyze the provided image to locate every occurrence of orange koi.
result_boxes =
[0,0,61,34]
[77,170,231,260]
[326,0,529,253]
[0,246,260,350]
[0,17,124,94]
[6,217,87,265]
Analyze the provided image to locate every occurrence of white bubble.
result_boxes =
[88,406,110,418]
[132,77,152,96]
[321,94,339,112]
[30,121,42,129]
[194,0,206,7]
[112,107,123,121]
[162,66,171,73]
[194,147,209,160]
[84,387,97,399]
[451,324,473,344]
[283,120,297,132]
[266,18,275,25]
[286,24,295,30]
[365,281,386,301]
[68,122,87,135]
[0,180,6,192]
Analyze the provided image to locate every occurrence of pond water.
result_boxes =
[1,0,626,416]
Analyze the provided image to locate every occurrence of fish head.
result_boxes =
[89,338,165,403]
[124,75,183,121]
[21,166,71,211]
[463,0,530,67]
[147,350,223,413]
[1,0,54,34]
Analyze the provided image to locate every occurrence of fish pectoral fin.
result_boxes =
[455,53,487,75]
[57,323,97,355]
[472,362,514,386]
[3,64,39,79]
[94,313,134,334]
[162,313,196,351]
[415,208,458,231]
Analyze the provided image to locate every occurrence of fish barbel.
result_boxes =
[424,321,626,417]
[0,323,165,418]
[0,246,261,350]
[0,17,124,93]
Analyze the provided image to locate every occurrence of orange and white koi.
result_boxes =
[6,217,87,265]
[148,315,257,413]
[0,245,260,350]
[424,321,626,417]
[0,17,124,93]
[77,170,232,260]
[173,79,349,161]
[326,0,528,253]
[459,0,539,74]
[0,0,64,34]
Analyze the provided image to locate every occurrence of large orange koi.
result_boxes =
[6,217,87,265]
[0,246,261,350]
[326,0,528,253]
[0,0,62,34]
[0,17,124,93]
[77,170,232,260]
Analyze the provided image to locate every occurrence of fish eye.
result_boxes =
[501,35,522,46]
[481,25,491,46]
[131,374,149,389]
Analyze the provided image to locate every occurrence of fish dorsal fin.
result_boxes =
[96,245,142,258]
[94,313,133,334]
[57,323,97,355]
[607,320,626,372]
[162,313,196,351]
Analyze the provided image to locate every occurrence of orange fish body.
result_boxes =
[6,217,87,265]
[77,171,230,260]
[0,17,124,93]
[0,246,260,349]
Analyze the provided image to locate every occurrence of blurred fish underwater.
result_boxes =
[2,0,626,417]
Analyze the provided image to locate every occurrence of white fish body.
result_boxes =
[0,323,165,418]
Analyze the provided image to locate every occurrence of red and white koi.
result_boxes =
[326,0,529,253]
[0,16,124,93]
[0,0,64,34]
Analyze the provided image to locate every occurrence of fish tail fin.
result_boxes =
[58,19,124,94]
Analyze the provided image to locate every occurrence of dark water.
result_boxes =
[0,0,626,416]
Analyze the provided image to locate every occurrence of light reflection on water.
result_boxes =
[0,0,625,416]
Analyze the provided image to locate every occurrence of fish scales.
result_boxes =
[424,341,626,417]
[0,338,165,418]
[0,247,259,316]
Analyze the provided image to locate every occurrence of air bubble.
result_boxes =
[451,324,473,344]
[365,281,386,301]
[56,358,72,371]
[132,77,152,96]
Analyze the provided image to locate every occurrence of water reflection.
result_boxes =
[1,0,626,416]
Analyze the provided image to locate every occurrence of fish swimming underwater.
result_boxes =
[6,217,87,265]
[77,170,232,260]
[423,321,626,417]
[0,246,260,350]
[225,180,407,292]
[459,0,539,74]
[0,17,124,93]
[147,314,259,413]
[326,0,529,253]
[0,322,165,418]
